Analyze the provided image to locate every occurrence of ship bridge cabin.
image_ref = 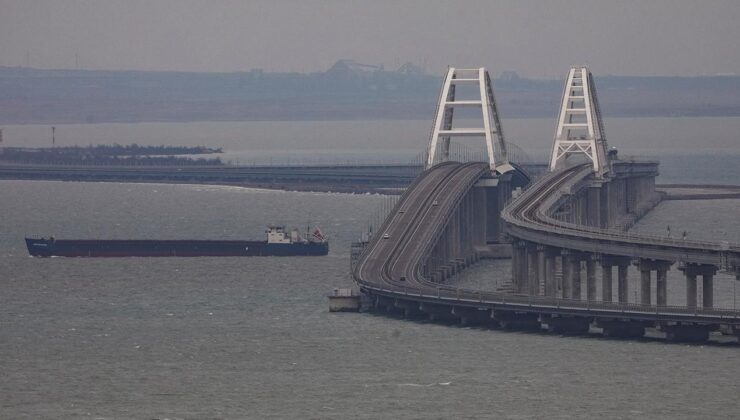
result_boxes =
[266,225,302,244]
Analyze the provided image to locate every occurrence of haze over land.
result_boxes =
[2,1,740,124]
[2,64,740,124]
[1,0,739,77]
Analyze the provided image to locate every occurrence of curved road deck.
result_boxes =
[353,162,740,329]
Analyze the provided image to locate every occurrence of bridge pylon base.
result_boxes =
[492,310,541,330]
[451,306,492,326]
[394,299,425,319]
[660,324,715,342]
[595,319,648,338]
[543,315,592,335]
[419,302,457,323]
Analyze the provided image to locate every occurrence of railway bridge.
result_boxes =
[352,67,740,342]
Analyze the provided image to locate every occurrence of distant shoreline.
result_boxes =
[3,65,740,125]
[5,113,740,127]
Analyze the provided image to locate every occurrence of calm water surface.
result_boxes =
[1,118,740,419]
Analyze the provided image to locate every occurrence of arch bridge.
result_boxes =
[352,66,740,342]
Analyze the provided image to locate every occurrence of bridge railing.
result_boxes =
[533,168,737,251]
[501,164,740,266]
[357,278,740,320]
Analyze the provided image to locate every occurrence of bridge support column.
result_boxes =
[601,263,613,302]
[586,257,597,301]
[686,273,698,308]
[511,241,527,293]
[562,251,581,300]
[617,264,629,303]
[527,244,539,295]
[639,265,651,305]
[572,258,582,300]
[661,324,713,342]
[395,299,424,318]
[544,251,557,297]
[596,319,647,338]
[452,306,491,326]
[656,267,668,307]
[561,251,572,299]
[536,245,547,296]
[587,186,601,227]
[492,310,541,330]
[680,264,717,309]
[544,315,591,335]
[703,274,714,309]
[599,182,611,229]
[481,176,513,244]
[637,259,673,306]
[602,256,631,303]
[419,302,456,322]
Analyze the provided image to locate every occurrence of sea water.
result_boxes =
[1,118,739,418]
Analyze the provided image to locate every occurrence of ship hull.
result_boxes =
[25,238,328,257]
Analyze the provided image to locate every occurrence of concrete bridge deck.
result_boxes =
[353,161,740,341]
[502,165,740,268]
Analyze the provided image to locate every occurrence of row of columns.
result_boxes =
[557,174,657,231]
[426,187,486,281]
[511,241,718,308]
[626,175,656,214]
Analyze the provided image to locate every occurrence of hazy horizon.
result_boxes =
[2,0,739,78]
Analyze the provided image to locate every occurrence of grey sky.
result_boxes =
[1,0,739,78]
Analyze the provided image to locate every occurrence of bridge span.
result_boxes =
[352,161,740,342]
[351,65,740,342]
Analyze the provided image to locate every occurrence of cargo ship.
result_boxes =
[25,225,328,257]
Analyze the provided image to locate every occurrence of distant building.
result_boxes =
[325,60,383,80]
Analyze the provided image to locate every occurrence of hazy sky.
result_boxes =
[1,0,739,78]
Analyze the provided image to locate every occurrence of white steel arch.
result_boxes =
[426,67,510,173]
[549,66,609,177]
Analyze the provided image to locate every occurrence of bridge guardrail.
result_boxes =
[501,164,740,263]
[357,278,740,321]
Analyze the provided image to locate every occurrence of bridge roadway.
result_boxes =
[353,162,740,336]
[502,164,740,268]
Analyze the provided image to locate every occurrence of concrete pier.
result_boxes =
[636,259,672,306]
[661,324,713,342]
[640,268,651,305]
[545,316,591,335]
[544,252,557,297]
[328,288,362,312]
[527,244,539,295]
[703,274,714,308]
[617,264,629,303]
[680,264,718,309]
[601,262,613,302]
[586,258,597,301]
[596,319,647,338]
[536,245,547,296]
[562,251,573,299]
[686,273,698,308]
[656,267,668,306]
[562,252,582,300]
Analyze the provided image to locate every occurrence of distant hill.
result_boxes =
[2,61,740,124]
